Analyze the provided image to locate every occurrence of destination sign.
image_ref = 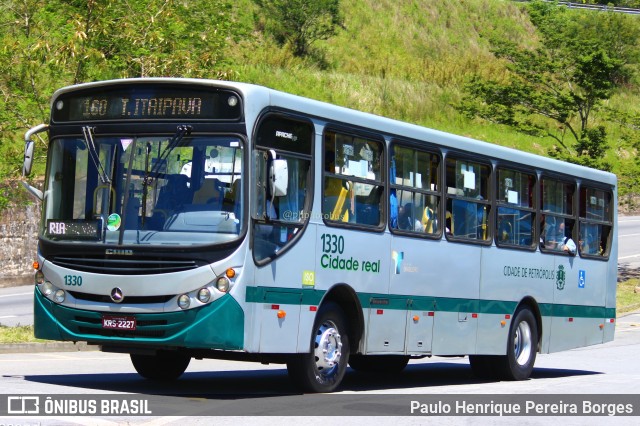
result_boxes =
[45,219,101,240]
[52,85,242,122]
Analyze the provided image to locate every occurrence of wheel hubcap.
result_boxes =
[313,320,343,378]
[514,320,532,366]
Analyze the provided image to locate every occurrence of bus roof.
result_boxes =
[52,78,617,187]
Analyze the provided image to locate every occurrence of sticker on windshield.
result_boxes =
[107,213,122,231]
[120,139,133,151]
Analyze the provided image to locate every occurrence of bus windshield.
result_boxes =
[42,133,244,246]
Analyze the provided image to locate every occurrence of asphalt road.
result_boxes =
[618,215,640,278]
[0,284,33,327]
[0,312,639,424]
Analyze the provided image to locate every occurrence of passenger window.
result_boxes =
[496,168,536,249]
[445,157,491,241]
[389,144,440,235]
[540,178,576,255]
[252,115,313,263]
[579,186,612,258]
[323,130,384,227]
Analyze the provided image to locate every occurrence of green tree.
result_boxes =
[458,1,640,171]
[0,0,238,183]
[253,0,343,57]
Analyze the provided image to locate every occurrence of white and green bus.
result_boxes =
[23,78,617,392]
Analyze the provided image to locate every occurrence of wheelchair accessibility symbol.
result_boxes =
[579,270,586,289]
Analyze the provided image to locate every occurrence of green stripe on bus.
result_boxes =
[246,286,325,305]
[246,286,614,319]
[479,300,519,315]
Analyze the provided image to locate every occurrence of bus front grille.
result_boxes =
[50,256,199,275]
[68,291,174,304]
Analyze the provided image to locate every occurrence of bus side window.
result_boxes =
[579,186,612,257]
[323,130,384,227]
[389,143,440,236]
[496,168,536,249]
[445,157,490,242]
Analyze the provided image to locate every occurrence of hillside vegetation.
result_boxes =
[1,0,639,208]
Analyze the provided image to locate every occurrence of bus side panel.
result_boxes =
[406,306,435,354]
[388,236,440,354]
[252,226,317,353]
[548,257,607,353]
[364,296,408,353]
[296,225,320,353]
[428,241,480,356]
[315,228,392,354]
[476,247,554,355]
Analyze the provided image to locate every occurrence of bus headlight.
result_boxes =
[35,270,45,285]
[197,288,211,303]
[178,294,191,309]
[54,289,65,303]
[216,277,230,293]
[41,281,54,297]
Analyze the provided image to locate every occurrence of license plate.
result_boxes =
[102,316,136,330]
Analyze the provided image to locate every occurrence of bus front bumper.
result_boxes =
[33,288,244,350]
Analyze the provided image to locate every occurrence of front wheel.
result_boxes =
[287,302,350,393]
[497,307,538,380]
[130,351,191,381]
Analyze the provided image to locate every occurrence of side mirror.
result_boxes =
[269,150,288,197]
[23,140,34,176]
[23,124,48,177]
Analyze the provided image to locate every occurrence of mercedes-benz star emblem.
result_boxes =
[110,287,124,303]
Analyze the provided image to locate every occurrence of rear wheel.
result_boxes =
[349,355,410,373]
[496,307,538,380]
[130,351,191,381]
[287,302,350,393]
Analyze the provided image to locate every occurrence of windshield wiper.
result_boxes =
[82,126,111,184]
[140,125,192,225]
[144,125,192,185]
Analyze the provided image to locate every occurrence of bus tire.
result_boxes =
[287,302,350,393]
[497,307,538,380]
[349,355,410,373]
[130,351,191,381]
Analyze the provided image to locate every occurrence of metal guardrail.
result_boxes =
[515,1,640,15]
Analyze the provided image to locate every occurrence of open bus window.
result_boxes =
[579,186,612,257]
[540,178,576,254]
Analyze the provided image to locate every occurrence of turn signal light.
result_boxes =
[277,310,286,319]
[225,268,236,279]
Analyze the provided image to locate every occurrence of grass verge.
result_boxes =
[618,278,640,315]
[0,325,43,344]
